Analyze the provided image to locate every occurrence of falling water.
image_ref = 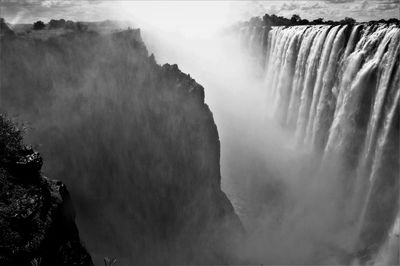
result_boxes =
[240,23,400,264]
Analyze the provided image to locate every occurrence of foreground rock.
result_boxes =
[0,115,93,266]
[1,20,243,264]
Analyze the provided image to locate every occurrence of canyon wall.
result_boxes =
[0,24,242,264]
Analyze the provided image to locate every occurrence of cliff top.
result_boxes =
[0,18,136,40]
[237,13,400,29]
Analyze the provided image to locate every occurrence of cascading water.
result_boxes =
[240,23,400,264]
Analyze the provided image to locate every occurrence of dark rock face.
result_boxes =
[0,18,14,37]
[0,23,242,264]
[0,116,93,266]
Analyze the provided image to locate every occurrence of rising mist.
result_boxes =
[1,1,399,265]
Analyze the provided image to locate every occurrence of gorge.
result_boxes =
[0,4,399,265]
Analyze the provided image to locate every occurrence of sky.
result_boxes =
[0,0,399,27]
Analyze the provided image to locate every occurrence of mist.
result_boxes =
[1,1,398,265]
[120,3,360,264]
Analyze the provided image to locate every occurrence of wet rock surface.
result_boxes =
[1,22,243,264]
[0,116,93,266]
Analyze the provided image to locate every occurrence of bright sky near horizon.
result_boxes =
[1,0,399,28]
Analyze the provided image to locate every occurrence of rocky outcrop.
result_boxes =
[0,115,93,266]
[0,21,242,264]
[0,18,14,37]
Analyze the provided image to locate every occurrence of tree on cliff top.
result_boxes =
[48,19,66,29]
[33,21,45,30]
[291,14,301,24]
[341,17,356,24]
[257,13,360,26]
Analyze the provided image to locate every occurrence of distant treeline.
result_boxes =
[32,19,88,31]
[242,14,400,28]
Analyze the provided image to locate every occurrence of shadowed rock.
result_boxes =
[0,22,243,264]
[0,115,93,266]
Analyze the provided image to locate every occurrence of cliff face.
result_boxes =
[0,115,93,266]
[0,24,242,263]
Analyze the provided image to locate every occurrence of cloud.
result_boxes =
[0,0,398,26]
[377,0,399,3]
[238,1,267,19]
[280,2,300,11]
[301,2,327,10]
[0,0,97,23]
[325,0,355,3]
[0,0,38,8]
[361,1,370,8]
[41,1,74,8]
[375,2,399,10]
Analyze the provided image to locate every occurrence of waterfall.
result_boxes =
[240,23,400,264]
